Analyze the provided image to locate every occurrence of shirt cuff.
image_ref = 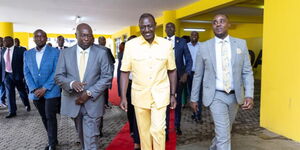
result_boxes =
[70,81,75,89]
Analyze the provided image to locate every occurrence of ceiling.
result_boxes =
[0,0,198,34]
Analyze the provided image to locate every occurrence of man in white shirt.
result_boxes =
[191,14,254,150]
[187,31,202,123]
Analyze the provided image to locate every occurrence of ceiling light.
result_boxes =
[75,16,81,24]
[181,20,211,23]
[183,28,206,32]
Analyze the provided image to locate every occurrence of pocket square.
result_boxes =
[236,48,242,54]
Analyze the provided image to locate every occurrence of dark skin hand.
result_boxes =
[75,91,90,105]
[191,97,254,112]
[179,73,188,83]
[34,88,47,98]
[72,81,86,92]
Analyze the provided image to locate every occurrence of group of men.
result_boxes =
[120,13,254,150]
[0,12,254,150]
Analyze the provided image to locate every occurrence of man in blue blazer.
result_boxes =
[165,22,193,136]
[24,29,61,150]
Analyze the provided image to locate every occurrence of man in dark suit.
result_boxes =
[14,38,27,51]
[56,36,68,50]
[165,22,193,135]
[55,23,113,149]
[0,37,6,108]
[2,36,31,118]
[98,36,115,137]
[24,29,61,150]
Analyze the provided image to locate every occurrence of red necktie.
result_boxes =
[6,48,12,72]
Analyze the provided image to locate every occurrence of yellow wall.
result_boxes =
[261,0,300,142]
[0,22,13,37]
[14,32,30,49]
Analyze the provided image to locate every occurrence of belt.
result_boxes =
[216,90,235,94]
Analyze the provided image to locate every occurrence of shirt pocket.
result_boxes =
[153,56,167,69]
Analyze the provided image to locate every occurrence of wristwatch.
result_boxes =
[86,90,92,97]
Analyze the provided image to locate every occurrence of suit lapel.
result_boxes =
[38,46,50,71]
[30,49,38,73]
[72,45,80,81]
[208,38,217,73]
[230,36,237,67]
[83,45,96,81]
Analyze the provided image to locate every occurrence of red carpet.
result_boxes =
[107,77,176,150]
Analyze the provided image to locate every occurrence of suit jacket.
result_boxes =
[191,36,254,106]
[0,48,5,82]
[1,46,26,81]
[24,45,61,100]
[169,37,193,77]
[55,44,113,118]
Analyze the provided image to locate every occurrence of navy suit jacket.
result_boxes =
[1,46,26,82]
[24,45,61,100]
[172,37,193,77]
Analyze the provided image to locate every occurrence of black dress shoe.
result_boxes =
[5,113,16,118]
[26,106,31,112]
[45,145,56,150]
[176,128,182,135]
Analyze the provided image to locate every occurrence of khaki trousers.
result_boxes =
[134,103,166,150]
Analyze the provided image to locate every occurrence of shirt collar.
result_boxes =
[140,35,159,45]
[77,45,91,53]
[35,45,46,53]
[215,35,230,44]
[8,46,14,50]
[188,41,200,46]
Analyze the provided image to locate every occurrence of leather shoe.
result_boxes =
[5,113,16,118]
[176,128,182,135]
[26,106,31,112]
[45,145,56,150]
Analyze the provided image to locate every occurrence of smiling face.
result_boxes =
[212,14,231,39]
[33,30,47,49]
[139,16,156,44]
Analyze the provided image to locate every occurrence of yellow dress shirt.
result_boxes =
[121,36,176,109]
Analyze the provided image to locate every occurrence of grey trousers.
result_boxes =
[209,91,239,150]
[74,106,101,150]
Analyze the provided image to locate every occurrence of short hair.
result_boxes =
[127,35,137,41]
[139,13,155,23]
[214,14,230,20]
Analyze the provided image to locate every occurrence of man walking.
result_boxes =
[24,29,61,150]
[55,23,112,149]
[120,13,177,150]
[191,14,254,150]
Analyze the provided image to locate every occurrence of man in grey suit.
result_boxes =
[55,23,112,149]
[191,14,254,150]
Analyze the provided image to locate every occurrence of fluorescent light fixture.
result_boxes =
[75,16,81,24]
[183,28,206,32]
[181,20,211,24]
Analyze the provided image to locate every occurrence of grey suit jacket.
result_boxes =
[55,44,113,118]
[191,36,254,106]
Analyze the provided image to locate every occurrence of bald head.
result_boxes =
[75,23,94,50]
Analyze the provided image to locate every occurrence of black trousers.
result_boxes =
[5,73,30,114]
[126,81,140,144]
[166,80,186,136]
[33,97,60,146]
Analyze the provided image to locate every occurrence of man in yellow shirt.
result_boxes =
[120,13,177,150]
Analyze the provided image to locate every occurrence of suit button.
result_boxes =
[38,74,41,76]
